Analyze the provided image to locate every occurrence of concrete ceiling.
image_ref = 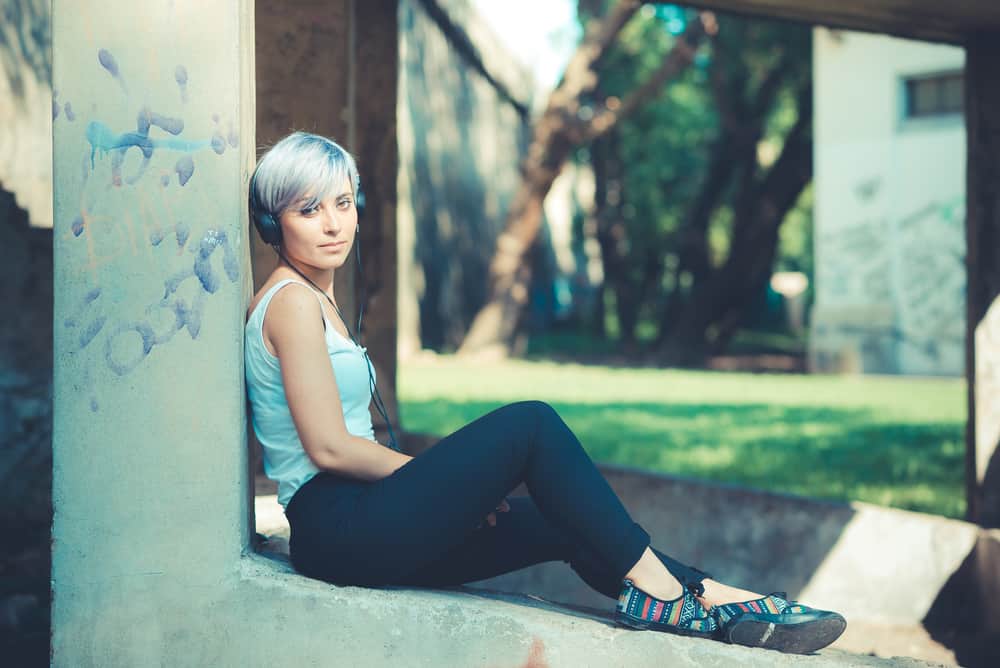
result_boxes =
[683,0,1000,44]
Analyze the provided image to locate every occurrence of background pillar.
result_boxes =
[50,1,254,664]
[964,33,1000,527]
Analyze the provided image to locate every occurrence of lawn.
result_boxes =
[398,355,967,519]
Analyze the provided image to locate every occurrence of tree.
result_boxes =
[458,1,715,355]
[653,17,812,363]
[587,11,812,363]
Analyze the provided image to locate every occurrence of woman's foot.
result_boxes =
[713,593,847,654]
[699,579,765,609]
[615,579,718,638]
[622,549,845,653]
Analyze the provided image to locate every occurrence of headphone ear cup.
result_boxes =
[256,211,281,245]
[355,181,366,220]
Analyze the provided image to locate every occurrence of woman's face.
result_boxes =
[277,176,358,271]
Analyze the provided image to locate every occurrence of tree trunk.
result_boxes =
[657,82,812,364]
[458,6,711,355]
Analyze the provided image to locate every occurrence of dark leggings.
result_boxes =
[284,401,709,599]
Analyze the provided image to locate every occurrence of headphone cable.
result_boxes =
[274,245,401,452]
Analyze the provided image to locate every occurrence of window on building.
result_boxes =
[904,72,964,118]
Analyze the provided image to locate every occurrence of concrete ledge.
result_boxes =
[235,553,935,667]
[257,464,982,628]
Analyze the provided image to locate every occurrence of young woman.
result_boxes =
[245,132,846,654]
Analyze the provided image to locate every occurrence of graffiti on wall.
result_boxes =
[56,47,240,411]
[817,188,965,372]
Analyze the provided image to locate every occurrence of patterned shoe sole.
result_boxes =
[614,612,719,639]
[726,612,847,654]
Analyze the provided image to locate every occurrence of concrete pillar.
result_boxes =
[255,0,401,441]
[965,34,1000,527]
[50,0,254,664]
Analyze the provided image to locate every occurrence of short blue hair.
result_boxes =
[250,132,360,221]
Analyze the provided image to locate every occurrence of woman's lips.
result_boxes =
[319,241,347,250]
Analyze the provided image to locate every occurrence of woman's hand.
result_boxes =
[477,498,510,529]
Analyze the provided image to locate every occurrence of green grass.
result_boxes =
[398,355,967,519]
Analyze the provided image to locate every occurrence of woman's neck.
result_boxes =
[277,255,335,298]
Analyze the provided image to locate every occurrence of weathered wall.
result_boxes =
[397,0,535,355]
[0,0,51,228]
[0,190,51,527]
[0,0,54,526]
[810,28,965,376]
[0,6,56,655]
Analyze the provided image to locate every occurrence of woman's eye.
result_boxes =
[337,199,352,210]
[300,205,320,215]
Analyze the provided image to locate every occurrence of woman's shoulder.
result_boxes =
[247,273,313,321]
[248,275,326,358]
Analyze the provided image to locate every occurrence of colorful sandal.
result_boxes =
[615,579,719,639]
[713,593,846,654]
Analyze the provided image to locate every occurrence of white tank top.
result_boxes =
[245,279,376,507]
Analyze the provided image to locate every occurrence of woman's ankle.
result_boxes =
[627,575,683,601]
[623,548,684,600]
[699,579,763,608]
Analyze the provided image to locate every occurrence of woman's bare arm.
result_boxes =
[265,284,412,480]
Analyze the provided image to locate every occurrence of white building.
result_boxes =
[810,29,965,376]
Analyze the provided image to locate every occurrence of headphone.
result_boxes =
[251,177,366,245]
[249,167,399,452]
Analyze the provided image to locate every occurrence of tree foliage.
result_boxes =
[587,7,813,362]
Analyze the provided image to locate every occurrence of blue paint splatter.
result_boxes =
[71,215,85,237]
[175,222,190,248]
[52,98,60,120]
[170,289,202,338]
[160,174,170,187]
[211,132,226,155]
[78,316,107,349]
[86,120,208,186]
[175,156,194,186]
[64,287,102,328]
[89,396,99,413]
[195,246,221,293]
[160,268,205,338]
[175,65,188,103]
[98,49,119,76]
[64,102,76,121]
[227,127,239,148]
[98,49,127,93]
[150,228,165,246]
[105,321,157,376]
[137,107,184,136]
[192,229,239,294]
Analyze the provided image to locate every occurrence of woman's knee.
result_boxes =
[505,400,560,425]
[491,400,556,432]
[483,401,569,459]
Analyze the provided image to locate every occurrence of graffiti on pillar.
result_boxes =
[98,48,128,95]
[55,47,242,411]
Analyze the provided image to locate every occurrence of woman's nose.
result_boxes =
[321,207,341,233]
